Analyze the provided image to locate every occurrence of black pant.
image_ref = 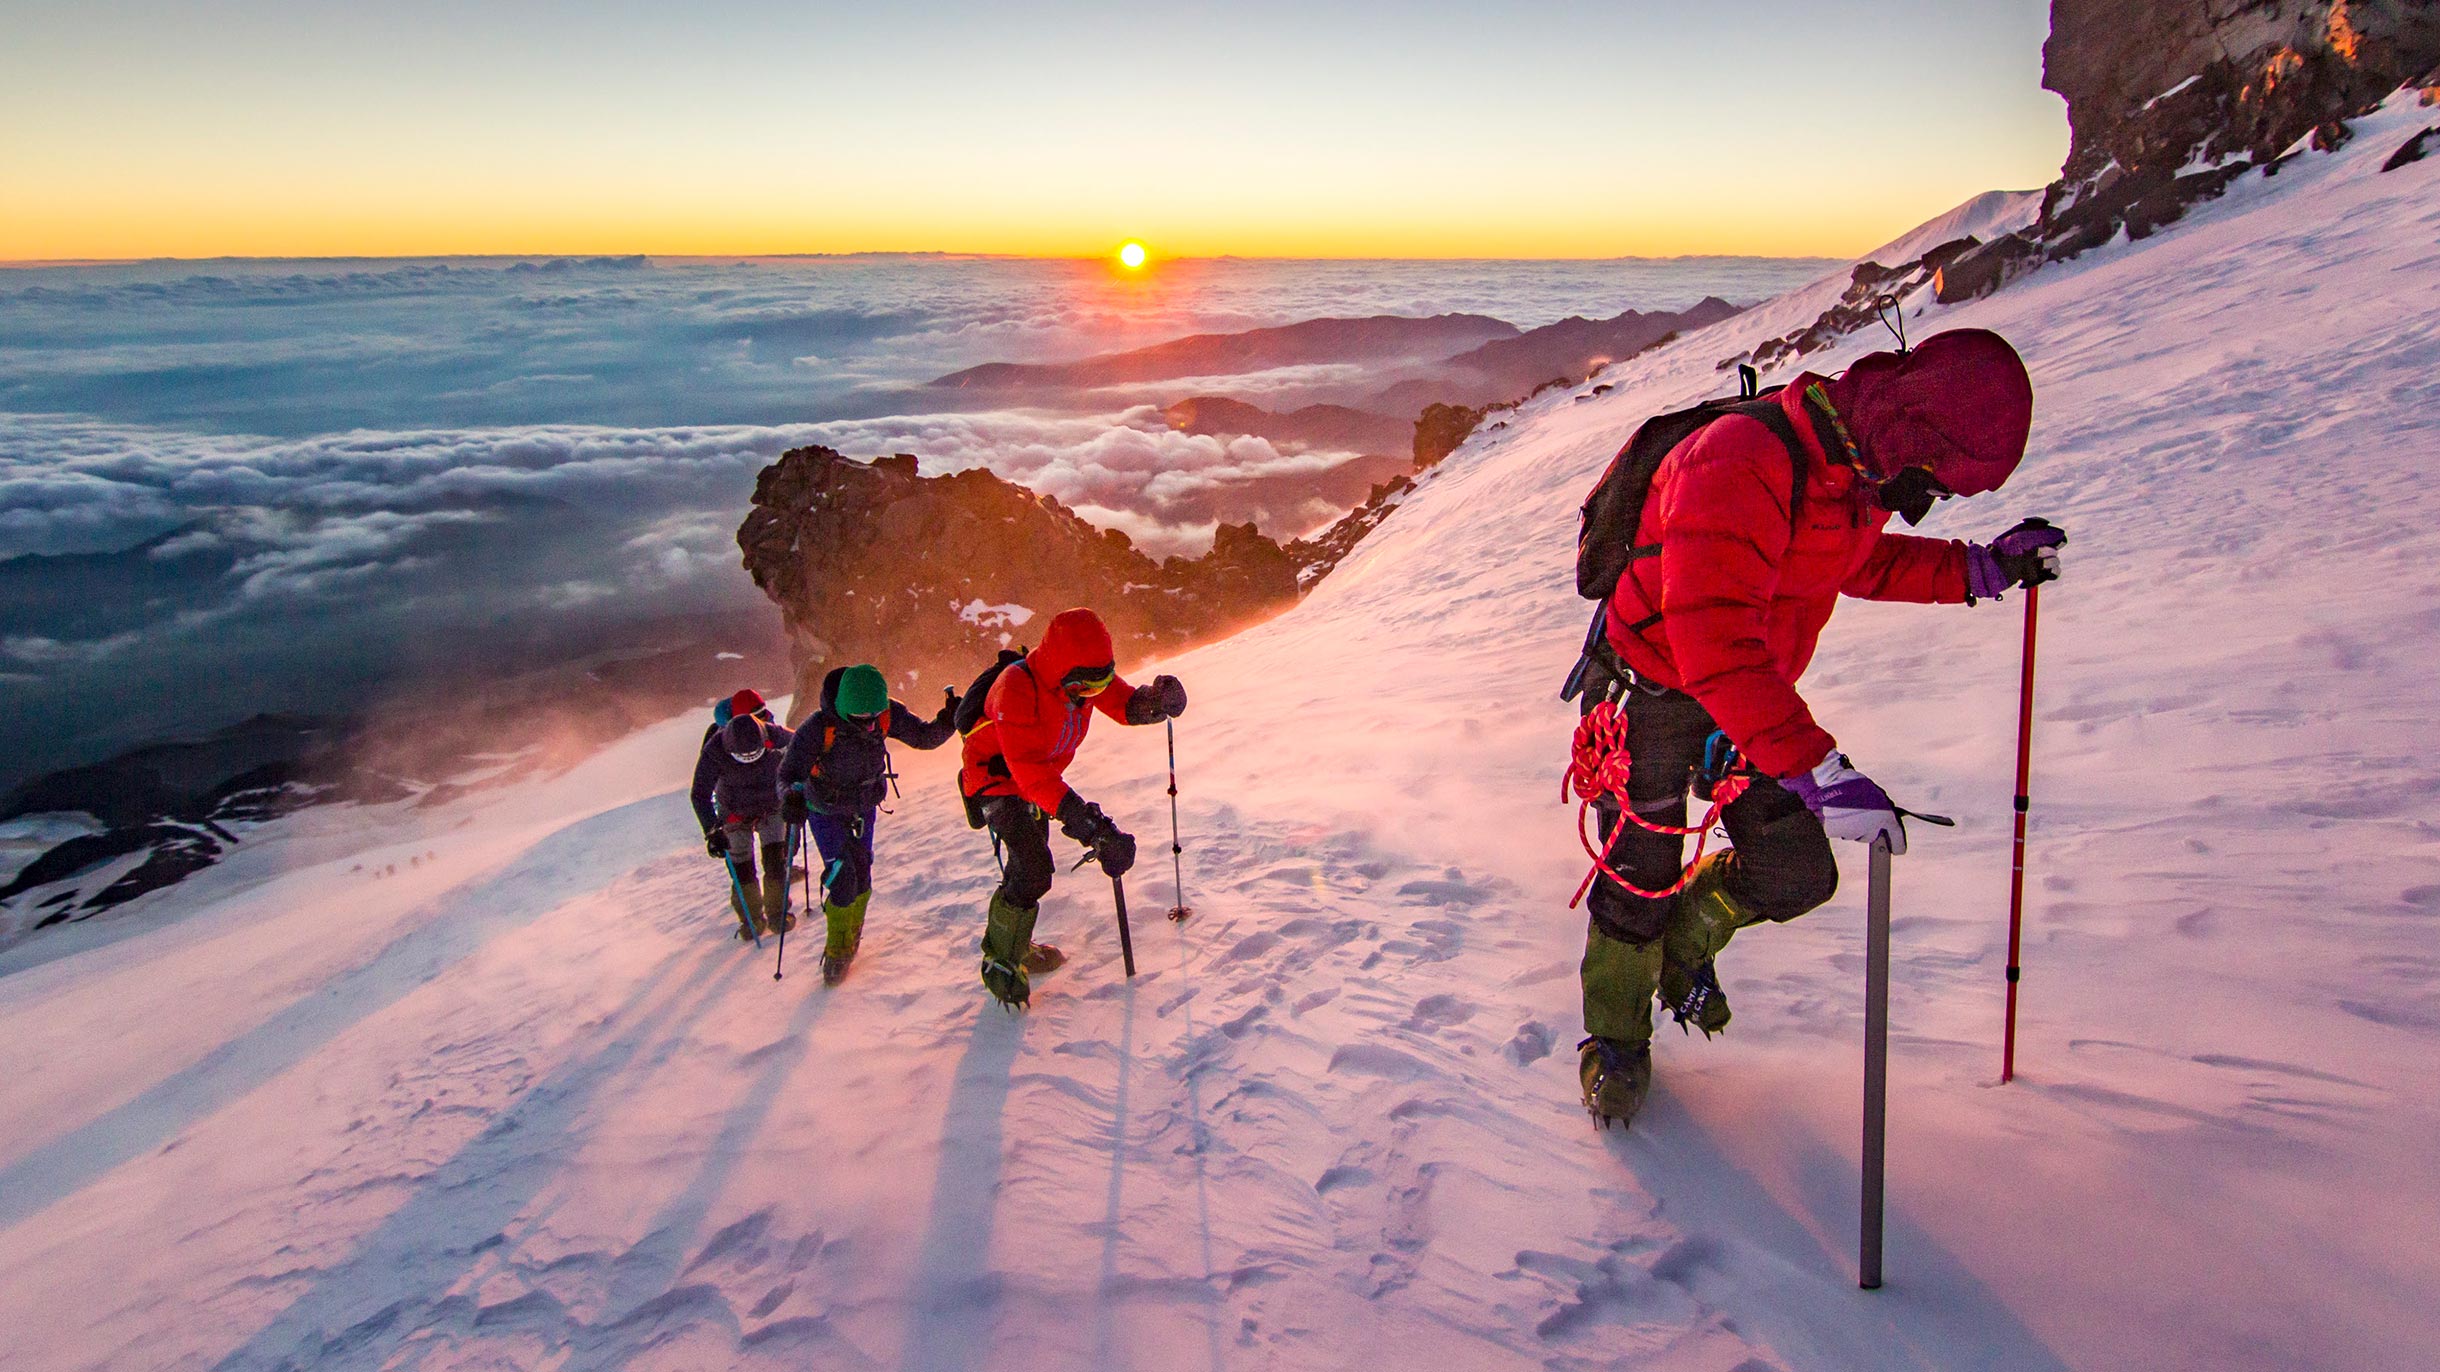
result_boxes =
[1586,685,1838,944]
[980,796,1054,909]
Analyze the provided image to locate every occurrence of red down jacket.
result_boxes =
[1602,334,2030,778]
[960,608,1147,811]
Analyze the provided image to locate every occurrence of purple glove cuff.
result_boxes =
[1966,543,2012,600]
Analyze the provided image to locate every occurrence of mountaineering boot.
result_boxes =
[759,841,793,935]
[979,890,1042,1008]
[1022,943,1066,974]
[1660,854,1758,1037]
[820,891,871,986]
[1580,925,1664,1046]
[1578,1036,1653,1128]
[1659,959,1730,1037]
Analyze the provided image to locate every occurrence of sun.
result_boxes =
[1117,241,1148,270]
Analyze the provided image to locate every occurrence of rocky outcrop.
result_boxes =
[1939,1,2440,302]
[737,447,1302,715]
[1284,477,1413,589]
[1728,237,1983,373]
[1412,403,1489,469]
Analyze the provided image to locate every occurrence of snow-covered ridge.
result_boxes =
[3,95,2438,1372]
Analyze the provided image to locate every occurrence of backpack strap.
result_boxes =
[1735,399,1810,533]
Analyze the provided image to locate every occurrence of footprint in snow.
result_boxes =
[1404,993,1475,1031]
[1506,1020,1555,1065]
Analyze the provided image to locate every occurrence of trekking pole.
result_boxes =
[724,853,760,949]
[1860,834,1894,1290]
[777,823,804,982]
[1111,873,1138,978]
[1163,718,1191,923]
[2002,585,2040,1083]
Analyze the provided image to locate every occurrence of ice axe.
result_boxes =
[777,820,808,982]
[1111,871,1138,979]
[1071,847,1139,978]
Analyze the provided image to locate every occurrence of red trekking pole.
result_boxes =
[2002,586,2040,1083]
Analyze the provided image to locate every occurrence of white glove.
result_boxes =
[1783,753,1907,856]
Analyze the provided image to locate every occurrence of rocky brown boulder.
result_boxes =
[737,447,1302,716]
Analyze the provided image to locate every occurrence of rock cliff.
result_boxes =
[1939,0,2440,300]
[736,448,1303,715]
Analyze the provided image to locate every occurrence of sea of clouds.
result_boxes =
[0,253,1834,783]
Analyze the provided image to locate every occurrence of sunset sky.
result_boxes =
[3,0,2064,261]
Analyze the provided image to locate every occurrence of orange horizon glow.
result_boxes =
[0,6,2064,267]
[0,197,1997,265]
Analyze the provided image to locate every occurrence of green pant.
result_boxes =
[1581,924,1664,1044]
[823,891,870,959]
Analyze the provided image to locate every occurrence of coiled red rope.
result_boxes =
[1562,699,1748,908]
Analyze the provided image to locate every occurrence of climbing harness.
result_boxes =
[1562,699,1752,908]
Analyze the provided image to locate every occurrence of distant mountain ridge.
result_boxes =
[932,312,1519,390]
[1158,397,1412,456]
[1367,297,1744,413]
[937,300,1750,421]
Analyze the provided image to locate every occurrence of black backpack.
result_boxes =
[952,647,1027,738]
[806,715,892,812]
[1573,366,1810,601]
[953,647,1029,826]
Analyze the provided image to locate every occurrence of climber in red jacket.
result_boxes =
[960,607,1187,1006]
[1576,328,2067,1125]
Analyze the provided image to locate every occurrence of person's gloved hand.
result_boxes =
[705,828,730,860]
[1149,674,1187,720]
[1095,825,1138,877]
[1056,792,1139,877]
[935,688,960,729]
[782,789,808,827]
[1967,517,2067,600]
[1125,674,1189,724]
[1782,753,1908,855]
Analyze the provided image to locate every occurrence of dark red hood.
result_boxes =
[1029,608,1114,685]
[1822,328,2033,497]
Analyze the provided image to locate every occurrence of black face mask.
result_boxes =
[1873,466,1949,526]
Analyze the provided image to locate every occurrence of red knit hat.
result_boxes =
[728,688,766,718]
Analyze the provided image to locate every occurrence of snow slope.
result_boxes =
[5,96,2439,1372]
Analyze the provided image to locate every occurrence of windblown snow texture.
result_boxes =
[3,96,2438,1372]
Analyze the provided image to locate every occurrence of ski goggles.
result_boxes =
[728,745,767,764]
[1062,663,1117,696]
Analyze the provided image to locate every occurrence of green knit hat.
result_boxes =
[837,663,889,718]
